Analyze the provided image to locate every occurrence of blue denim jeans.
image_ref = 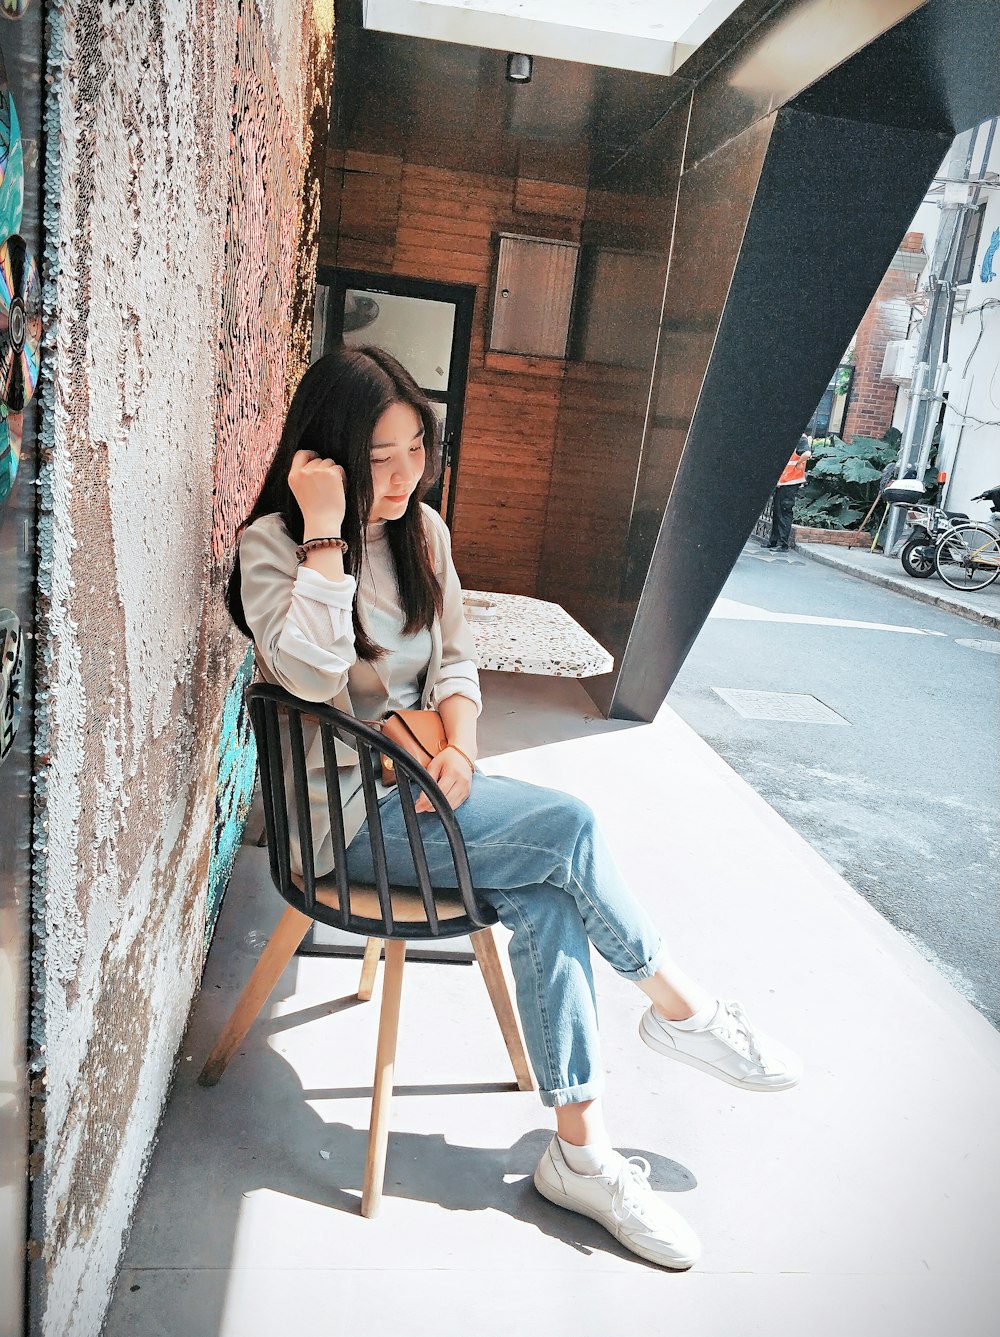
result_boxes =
[344,774,667,1107]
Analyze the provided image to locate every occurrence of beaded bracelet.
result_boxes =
[295,536,348,564]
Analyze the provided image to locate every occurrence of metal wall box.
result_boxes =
[881,337,917,384]
[489,234,580,358]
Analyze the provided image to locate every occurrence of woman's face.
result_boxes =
[368,400,426,523]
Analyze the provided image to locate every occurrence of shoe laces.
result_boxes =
[611,1156,655,1224]
[711,1000,764,1066]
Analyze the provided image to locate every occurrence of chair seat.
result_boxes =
[292,874,469,925]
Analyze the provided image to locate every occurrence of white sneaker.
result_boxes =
[639,999,801,1091]
[533,1136,700,1270]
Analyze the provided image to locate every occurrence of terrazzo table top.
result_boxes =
[462,590,613,677]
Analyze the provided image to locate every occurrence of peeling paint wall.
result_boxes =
[35,3,334,1333]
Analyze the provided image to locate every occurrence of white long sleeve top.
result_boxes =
[239,503,481,873]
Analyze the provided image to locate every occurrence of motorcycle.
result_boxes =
[971,483,1000,515]
[897,501,968,578]
[893,484,1000,578]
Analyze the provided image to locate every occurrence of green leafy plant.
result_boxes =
[794,434,896,530]
[794,431,940,530]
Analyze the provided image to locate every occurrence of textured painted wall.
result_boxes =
[35,3,333,1333]
[212,1,301,564]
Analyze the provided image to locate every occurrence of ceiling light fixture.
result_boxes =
[505,52,532,83]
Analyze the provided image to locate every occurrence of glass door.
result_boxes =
[315,269,475,527]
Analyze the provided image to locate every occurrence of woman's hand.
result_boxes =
[288,449,347,533]
[415,746,474,813]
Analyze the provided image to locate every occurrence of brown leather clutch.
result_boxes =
[378,709,447,786]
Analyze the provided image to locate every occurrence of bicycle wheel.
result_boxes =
[934,524,1000,591]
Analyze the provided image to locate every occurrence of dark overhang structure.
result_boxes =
[538,0,1000,719]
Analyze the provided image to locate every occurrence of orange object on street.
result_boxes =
[778,450,808,486]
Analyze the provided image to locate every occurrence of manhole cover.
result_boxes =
[712,688,850,725]
[955,638,1000,654]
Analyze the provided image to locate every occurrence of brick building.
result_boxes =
[840,230,927,441]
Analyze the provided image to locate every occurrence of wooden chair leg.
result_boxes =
[357,937,382,1002]
[198,905,312,1087]
[361,939,406,1218]
[471,928,535,1092]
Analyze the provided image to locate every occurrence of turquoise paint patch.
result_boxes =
[0,404,22,503]
[0,94,24,242]
[206,646,258,950]
[0,134,23,241]
[981,226,998,284]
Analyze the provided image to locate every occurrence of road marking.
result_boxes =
[743,550,802,564]
[955,638,1000,654]
[709,597,946,636]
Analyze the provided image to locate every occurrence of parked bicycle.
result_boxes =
[932,485,1000,592]
[897,500,969,578]
[880,475,960,579]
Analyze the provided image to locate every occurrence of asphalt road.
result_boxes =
[667,543,1000,1027]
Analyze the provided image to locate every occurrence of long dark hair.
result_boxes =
[226,345,443,659]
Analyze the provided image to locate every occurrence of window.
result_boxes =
[313,269,475,526]
[955,203,986,286]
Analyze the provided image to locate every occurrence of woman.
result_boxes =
[228,345,800,1270]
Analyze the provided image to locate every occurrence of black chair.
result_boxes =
[199,683,533,1216]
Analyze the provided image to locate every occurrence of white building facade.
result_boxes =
[891,118,1000,523]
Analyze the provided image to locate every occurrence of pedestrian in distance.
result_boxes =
[768,434,812,550]
[227,344,802,1271]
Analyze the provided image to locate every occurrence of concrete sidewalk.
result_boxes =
[104,671,1000,1337]
[795,538,1000,629]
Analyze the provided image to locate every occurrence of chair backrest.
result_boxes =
[246,682,496,940]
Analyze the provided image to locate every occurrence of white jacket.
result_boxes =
[239,504,480,873]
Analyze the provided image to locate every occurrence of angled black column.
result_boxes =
[611,108,949,719]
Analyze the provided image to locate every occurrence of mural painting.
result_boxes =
[206,645,258,946]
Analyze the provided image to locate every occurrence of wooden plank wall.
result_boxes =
[318,148,587,594]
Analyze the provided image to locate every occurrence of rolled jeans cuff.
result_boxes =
[538,1076,605,1109]
[614,939,669,982]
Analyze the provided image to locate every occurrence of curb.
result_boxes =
[797,543,1000,631]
